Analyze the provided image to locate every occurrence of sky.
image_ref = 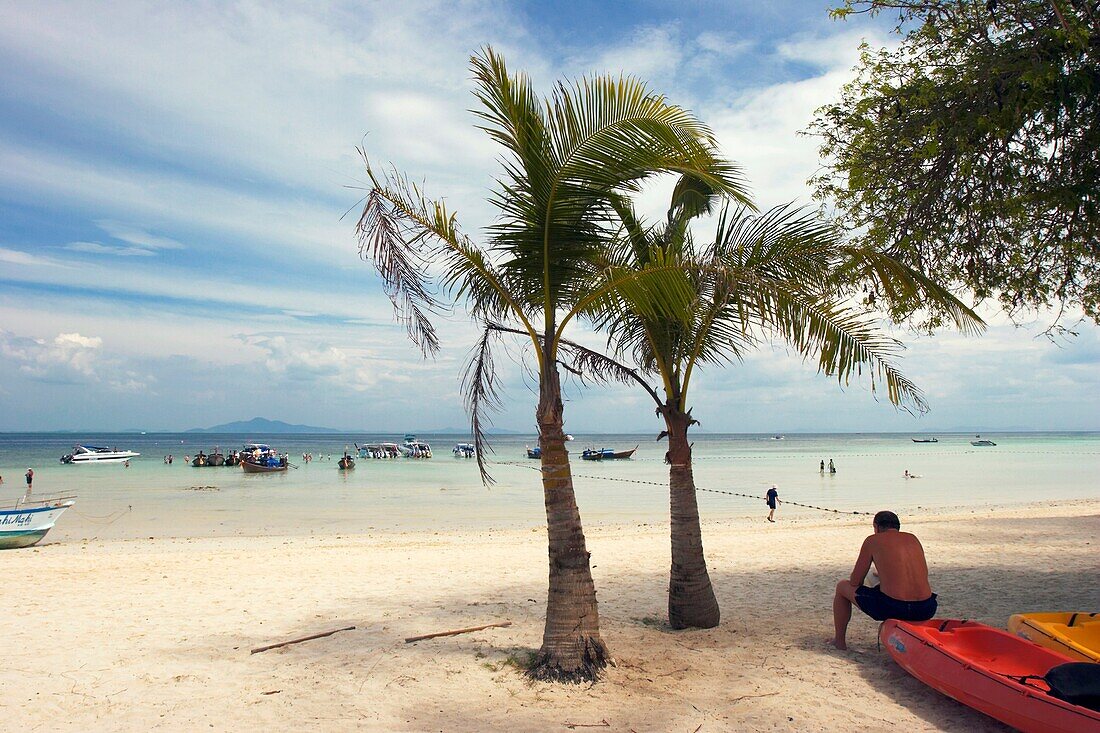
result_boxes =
[1,0,1098,434]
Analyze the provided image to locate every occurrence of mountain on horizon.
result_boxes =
[186,417,343,434]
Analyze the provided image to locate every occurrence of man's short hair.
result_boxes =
[873,511,901,530]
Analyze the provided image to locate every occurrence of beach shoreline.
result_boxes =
[5,500,1098,731]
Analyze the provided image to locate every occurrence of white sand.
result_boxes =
[4,500,1098,731]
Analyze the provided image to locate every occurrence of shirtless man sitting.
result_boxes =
[831,510,937,650]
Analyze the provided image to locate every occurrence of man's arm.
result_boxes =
[849,536,874,587]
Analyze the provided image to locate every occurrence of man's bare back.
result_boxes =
[862,531,931,601]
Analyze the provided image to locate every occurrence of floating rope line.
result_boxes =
[496,461,873,516]
[71,505,133,525]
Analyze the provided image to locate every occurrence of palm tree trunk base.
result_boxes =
[668,601,720,630]
[526,637,608,683]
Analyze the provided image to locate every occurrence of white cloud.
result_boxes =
[96,221,185,251]
[66,241,157,257]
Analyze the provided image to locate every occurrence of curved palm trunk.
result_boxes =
[529,361,607,682]
[662,404,720,629]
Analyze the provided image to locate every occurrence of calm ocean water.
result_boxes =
[1,432,1097,542]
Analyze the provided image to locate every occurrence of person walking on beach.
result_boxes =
[24,467,34,494]
[766,485,780,522]
[819,459,825,473]
[828,458,836,474]
[830,510,937,650]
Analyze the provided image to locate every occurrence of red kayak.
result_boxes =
[881,619,1100,733]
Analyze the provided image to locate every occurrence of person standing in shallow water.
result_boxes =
[766,485,780,522]
[828,458,836,474]
[819,459,825,473]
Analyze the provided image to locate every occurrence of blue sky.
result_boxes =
[1,0,1097,433]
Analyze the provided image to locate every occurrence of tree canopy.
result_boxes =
[809,0,1100,327]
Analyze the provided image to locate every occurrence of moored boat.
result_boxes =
[338,452,355,470]
[239,443,287,473]
[399,435,432,458]
[881,618,1100,733]
[0,493,76,549]
[526,446,541,459]
[453,443,475,458]
[60,445,140,464]
[581,446,637,461]
[1009,613,1100,663]
[357,442,401,458]
[241,458,288,473]
[971,439,997,446]
[912,437,939,443]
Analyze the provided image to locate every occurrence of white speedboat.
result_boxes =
[0,493,76,549]
[399,435,432,458]
[60,445,140,464]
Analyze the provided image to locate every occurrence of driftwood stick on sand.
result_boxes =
[564,721,610,729]
[250,626,356,654]
[404,621,512,644]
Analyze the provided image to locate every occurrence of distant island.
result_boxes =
[186,417,343,434]
[183,418,528,435]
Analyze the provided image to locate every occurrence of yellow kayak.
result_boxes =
[1008,612,1100,662]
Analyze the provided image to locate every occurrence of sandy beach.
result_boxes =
[5,500,1098,732]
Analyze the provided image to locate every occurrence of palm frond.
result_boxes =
[355,155,542,355]
[462,325,505,484]
[836,247,986,336]
[355,173,442,356]
[738,280,928,413]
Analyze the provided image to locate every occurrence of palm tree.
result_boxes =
[586,186,983,629]
[353,48,747,681]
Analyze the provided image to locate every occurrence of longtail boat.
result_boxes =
[581,446,637,461]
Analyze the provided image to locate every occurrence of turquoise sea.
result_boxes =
[1,432,1097,542]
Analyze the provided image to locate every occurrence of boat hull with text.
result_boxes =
[0,495,76,549]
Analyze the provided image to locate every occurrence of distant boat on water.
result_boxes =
[912,437,939,443]
[60,445,140,464]
[0,493,75,549]
[581,446,637,461]
[971,439,997,447]
[452,443,475,458]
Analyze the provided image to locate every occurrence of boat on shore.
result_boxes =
[526,446,541,459]
[912,437,939,443]
[881,618,1100,733]
[1008,612,1100,663]
[60,445,140,464]
[0,493,76,549]
[581,446,637,461]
